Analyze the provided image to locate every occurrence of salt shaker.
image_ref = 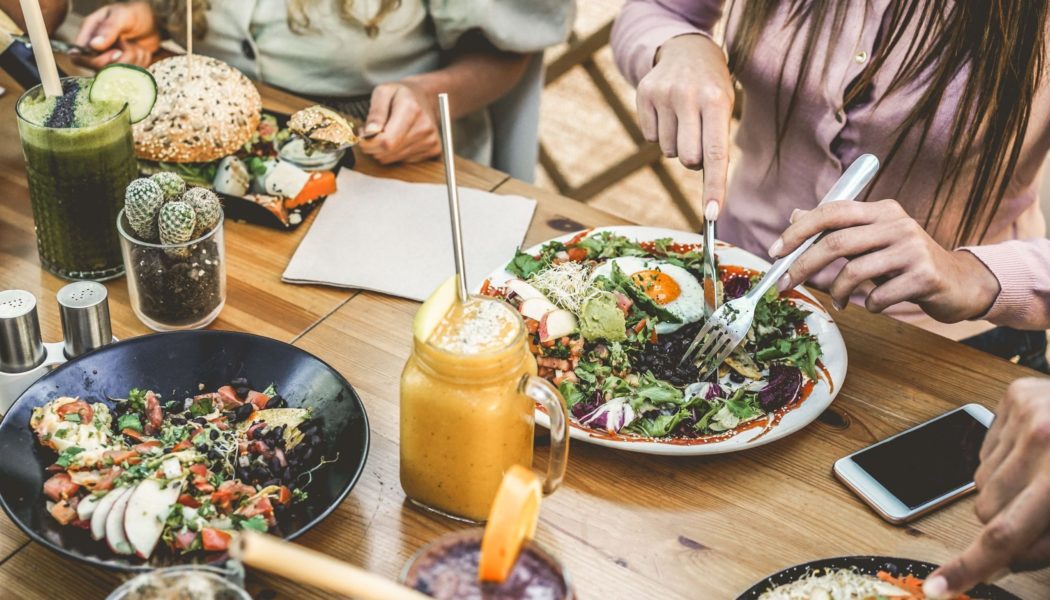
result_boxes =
[57,281,113,358]
[0,289,45,373]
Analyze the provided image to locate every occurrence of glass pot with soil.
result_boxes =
[117,174,226,330]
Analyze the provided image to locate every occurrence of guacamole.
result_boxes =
[579,292,627,342]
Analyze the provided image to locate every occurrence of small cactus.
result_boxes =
[182,187,222,237]
[124,178,164,241]
[158,201,196,248]
[151,171,186,202]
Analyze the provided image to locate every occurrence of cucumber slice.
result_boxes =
[89,63,157,123]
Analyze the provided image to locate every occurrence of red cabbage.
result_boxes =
[758,364,802,412]
[724,275,752,300]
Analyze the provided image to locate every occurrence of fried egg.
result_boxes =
[591,256,704,334]
[31,396,114,456]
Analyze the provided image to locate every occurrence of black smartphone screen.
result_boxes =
[852,409,988,509]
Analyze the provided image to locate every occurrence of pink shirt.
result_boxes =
[612,0,1050,338]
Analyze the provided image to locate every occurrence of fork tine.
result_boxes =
[679,319,720,366]
[696,331,740,380]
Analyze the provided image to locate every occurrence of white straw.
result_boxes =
[18,0,61,97]
[185,0,193,80]
[437,93,469,302]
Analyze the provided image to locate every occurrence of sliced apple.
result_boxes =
[505,278,546,301]
[518,297,557,322]
[125,478,183,559]
[413,274,459,342]
[540,309,578,342]
[77,493,103,522]
[90,487,127,541]
[106,484,135,555]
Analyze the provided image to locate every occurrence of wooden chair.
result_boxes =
[540,21,702,230]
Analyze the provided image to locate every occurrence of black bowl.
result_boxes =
[737,555,1020,599]
[0,330,369,572]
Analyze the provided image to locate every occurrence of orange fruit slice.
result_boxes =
[478,465,542,583]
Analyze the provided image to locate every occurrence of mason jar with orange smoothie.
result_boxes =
[401,276,570,522]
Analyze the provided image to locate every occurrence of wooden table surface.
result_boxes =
[0,72,1047,600]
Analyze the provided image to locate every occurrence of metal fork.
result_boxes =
[679,153,881,378]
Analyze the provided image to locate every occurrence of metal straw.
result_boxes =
[437,93,469,302]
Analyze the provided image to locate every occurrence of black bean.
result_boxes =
[235,386,250,399]
[263,478,280,488]
[269,457,283,472]
[729,372,745,384]
[207,449,222,460]
[234,403,254,422]
[195,444,208,452]
[222,411,236,422]
[170,416,186,426]
[192,417,207,425]
[281,467,292,481]
[265,395,286,409]
[208,429,218,440]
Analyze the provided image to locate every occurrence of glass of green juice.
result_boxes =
[16,77,137,281]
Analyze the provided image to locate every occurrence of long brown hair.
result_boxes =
[727,1,1047,246]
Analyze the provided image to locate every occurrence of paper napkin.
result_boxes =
[282,169,537,301]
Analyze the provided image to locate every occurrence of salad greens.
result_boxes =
[500,231,823,440]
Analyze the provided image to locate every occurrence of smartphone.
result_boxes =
[833,403,994,524]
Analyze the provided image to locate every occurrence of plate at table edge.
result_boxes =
[0,330,370,572]
[479,225,847,457]
[736,555,1020,599]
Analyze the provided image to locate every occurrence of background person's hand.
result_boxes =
[768,199,1000,322]
[73,1,160,70]
[358,80,441,165]
[923,378,1050,598]
[635,33,733,221]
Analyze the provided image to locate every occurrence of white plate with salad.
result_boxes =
[479,226,846,456]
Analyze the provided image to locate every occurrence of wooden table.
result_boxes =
[1,72,1047,599]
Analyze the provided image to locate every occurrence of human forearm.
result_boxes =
[403,31,529,120]
[2,0,68,35]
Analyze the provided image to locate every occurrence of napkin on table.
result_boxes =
[282,169,537,301]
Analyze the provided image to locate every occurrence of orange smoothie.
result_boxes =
[400,296,538,522]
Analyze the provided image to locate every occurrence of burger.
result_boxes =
[134,55,262,176]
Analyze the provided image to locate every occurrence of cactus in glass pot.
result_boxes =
[124,178,165,241]
[150,171,186,202]
[182,187,222,238]
[158,200,196,256]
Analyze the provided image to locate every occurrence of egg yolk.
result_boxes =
[631,270,681,305]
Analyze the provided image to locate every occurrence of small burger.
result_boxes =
[134,55,262,180]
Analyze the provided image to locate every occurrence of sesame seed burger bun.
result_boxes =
[133,55,262,163]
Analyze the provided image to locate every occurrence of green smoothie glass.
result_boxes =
[16,77,136,281]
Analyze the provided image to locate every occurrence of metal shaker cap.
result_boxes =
[57,282,112,359]
[0,290,45,373]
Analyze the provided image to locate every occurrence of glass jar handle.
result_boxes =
[519,375,570,495]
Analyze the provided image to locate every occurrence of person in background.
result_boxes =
[924,377,1050,598]
[611,1,1050,372]
[69,0,574,166]
[2,0,66,34]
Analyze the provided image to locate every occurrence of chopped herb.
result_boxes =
[118,413,143,433]
[189,396,214,417]
[235,514,268,533]
[55,446,85,468]
[63,413,81,423]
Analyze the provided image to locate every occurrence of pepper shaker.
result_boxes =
[56,281,113,358]
[0,289,46,373]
